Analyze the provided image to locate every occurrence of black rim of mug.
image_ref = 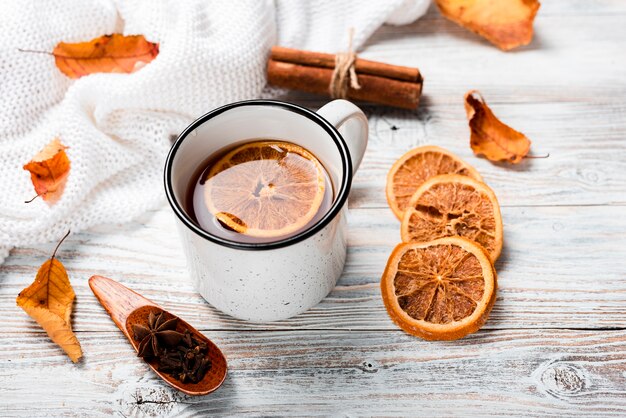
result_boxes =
[164,99,353,250]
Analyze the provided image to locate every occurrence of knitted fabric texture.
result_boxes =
[0,0,430,262]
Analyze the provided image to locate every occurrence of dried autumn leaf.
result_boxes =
[23,138,70,205]
[464,90,531,164]
[16,232,82,363]
[436,0,540,51]
[53,34,159,79]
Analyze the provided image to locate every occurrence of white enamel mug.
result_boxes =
[164,99,368,322]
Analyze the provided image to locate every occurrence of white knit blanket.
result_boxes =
[0,0,429,263]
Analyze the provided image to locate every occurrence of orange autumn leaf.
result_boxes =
[16,231,83,363]
[436,0,540,51]
[53,34,159,79]
[23,138,70,205]
[464,90,531,164]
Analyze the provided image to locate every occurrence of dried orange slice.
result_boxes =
[386,146,482,220]
[204,141,326,238]
[401,174,503,262]
[381,237,497,340]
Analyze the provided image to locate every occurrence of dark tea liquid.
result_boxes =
[185,140,334,244]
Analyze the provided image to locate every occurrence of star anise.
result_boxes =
[132,310,183,359]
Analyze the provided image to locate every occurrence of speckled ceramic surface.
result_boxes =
[165,100,368,322]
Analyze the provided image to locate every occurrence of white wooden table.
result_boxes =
[2,2,626,416]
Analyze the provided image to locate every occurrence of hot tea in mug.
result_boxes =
[186,140,334,244]
[165,99,368,321]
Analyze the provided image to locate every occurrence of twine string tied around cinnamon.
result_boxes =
[329,28,361,99]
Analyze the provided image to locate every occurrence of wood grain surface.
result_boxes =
[1,1,625,416]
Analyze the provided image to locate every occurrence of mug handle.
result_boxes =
[316,99,368,174]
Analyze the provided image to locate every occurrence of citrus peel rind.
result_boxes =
[386,145,482,221]
[400,174,503,262]
[380,237,497,341]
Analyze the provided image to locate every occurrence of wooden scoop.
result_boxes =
[89,275,227,395]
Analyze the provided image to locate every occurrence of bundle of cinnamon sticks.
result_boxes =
[267,46,423,110]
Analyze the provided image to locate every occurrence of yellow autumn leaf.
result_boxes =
[464,90,532,164]
[23,138,70,205]
[436,0,540,51]
[53,34,159,79]
[16,232,82,363]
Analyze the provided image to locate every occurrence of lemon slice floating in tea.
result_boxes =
[204,141,326,239]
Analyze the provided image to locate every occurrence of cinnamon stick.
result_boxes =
[267,46,423,110]
[271,46,422,83]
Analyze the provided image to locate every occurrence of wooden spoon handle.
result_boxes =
[88,275,158,333]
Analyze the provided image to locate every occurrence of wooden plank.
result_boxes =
[349,101,626,209]
[364,1,626,105]
[278,71,626,209]
[2,0,626,415]
[271,3,626,208]
[0,329,624,416]
[1,205,625,333]
[282,11,626,106]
